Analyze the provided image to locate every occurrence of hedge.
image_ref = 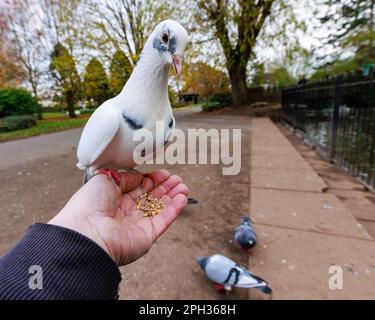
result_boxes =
[0,88,39,117]
[0,115,37,132]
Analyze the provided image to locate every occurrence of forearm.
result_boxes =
[0,223,121,300]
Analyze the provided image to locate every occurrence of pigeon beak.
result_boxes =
[171,54,182,77]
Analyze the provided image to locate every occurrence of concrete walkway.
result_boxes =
[249,118,375,300]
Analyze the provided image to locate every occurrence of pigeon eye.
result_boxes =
[162,33,169,43]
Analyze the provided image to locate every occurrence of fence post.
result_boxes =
[329,75,343,162]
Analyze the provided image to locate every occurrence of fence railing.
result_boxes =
[281,69,375,191]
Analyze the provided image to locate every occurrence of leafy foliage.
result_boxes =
[83,58,109,106]
[50,43,81,118]
[268,67,296,87]
[109,50,133,96]
[0,115,37,132]
[0,88,38,117]
[202,92,232,111]
[313,0,375,78]
[182,62,229,99]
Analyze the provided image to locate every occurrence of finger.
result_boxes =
[118,172,143,193]
[151,194,188,238]
[128,170,171,200]
[144,169,171,186]
[167,183,189,198]
[149,175,183,198]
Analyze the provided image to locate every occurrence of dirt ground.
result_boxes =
[0,107,254,300]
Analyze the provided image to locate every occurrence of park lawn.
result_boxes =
[41,112,67,119]
[0,116,89,142]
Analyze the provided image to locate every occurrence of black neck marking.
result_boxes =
[122,113,143,130]
[168,117,174,128]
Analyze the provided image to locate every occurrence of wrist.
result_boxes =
[48,212,112,260]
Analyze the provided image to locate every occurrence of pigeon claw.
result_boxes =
[213,283,226,292]
[95,169,121,186]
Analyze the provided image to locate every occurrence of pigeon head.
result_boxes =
[196,256,208,270]
[150,20,189,77]
[241,216,251,225]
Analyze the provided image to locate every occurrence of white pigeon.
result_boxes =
[197,254,272,293]
[76,20,189,183]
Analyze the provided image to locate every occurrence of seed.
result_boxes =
[136,193,164,218]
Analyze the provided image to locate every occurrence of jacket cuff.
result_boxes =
[0,223,121,300]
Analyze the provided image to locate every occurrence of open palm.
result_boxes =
[49,170,188,266]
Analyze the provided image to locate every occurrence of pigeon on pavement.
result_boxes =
[196,254,272,293]
[234,216,257,255]
[76,20,189,184]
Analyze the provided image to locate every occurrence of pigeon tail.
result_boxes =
[258,285,272,294]
[76,162,86,170]
[83,167,94,184]
[188,197,198,205]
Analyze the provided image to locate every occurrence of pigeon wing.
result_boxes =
[204,255,237,284]
[77,104,120,167]
[235,266,268,288]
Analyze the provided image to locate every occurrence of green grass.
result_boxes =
[41,112,66,119]
[0,117,88,142]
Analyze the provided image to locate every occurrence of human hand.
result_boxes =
[49,170,189,266]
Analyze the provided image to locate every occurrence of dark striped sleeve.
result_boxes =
[0,223,121,300]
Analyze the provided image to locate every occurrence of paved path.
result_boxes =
[249,118,375,300]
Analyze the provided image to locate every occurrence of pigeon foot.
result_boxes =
[213,283,226,292]
[95,169,121,186]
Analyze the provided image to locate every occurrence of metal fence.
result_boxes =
[281,69,375,190]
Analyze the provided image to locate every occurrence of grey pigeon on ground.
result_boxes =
[196,254,272,293]
[234,216,257,254]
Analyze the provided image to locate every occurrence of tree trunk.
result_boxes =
[31,84,43,120]
[228,61,248,107]
[66,90,76,118]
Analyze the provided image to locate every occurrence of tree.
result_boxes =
[50,43,81,118]
[83,58,109,107]
[196,0,274,107]
[87,0,173,65]
[109,49,132,96]
[251,62,266,86]
[182,62,230,99]
[3,0,46,119]
[316,0,375,68]
[268,67,296,87]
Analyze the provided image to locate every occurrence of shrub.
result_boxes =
[209,92,232,107]
[202,92,231,111]
[42,106,64,113]
[202,100,222,112]
[202,92,232,111]
[0,88,39,117]
[79,108,96,115]
[0,115,37,132]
